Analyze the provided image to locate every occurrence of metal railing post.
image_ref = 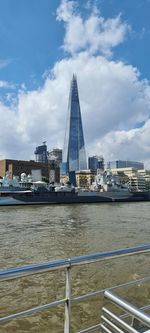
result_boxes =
[64,265,71,333]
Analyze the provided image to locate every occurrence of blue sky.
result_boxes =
[0,0,61,90]
[0,0,150,89]
[0,0,150,166]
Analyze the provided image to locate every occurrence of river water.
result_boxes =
[0,202,150,332]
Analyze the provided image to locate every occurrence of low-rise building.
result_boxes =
[0,159,49,181]
[128,173,146,192]
[111,167,137,179]
[111,167,146,191]
[76,169,95,188]
[138,169,150,189]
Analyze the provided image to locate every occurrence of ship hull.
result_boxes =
[0,190,150,206]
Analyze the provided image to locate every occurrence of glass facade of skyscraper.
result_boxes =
[61,75,87,175]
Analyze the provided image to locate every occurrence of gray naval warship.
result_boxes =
[0,171,150,206]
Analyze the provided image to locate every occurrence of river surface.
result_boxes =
[0,202,150,332]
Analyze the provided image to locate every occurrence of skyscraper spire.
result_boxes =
[62,74,87,175]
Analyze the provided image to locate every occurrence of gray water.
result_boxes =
[0,202,150,332]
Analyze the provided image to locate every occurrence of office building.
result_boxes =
[34,142,48,164]
[88,155,104,172]
[61,74,87,175]
[107,160,144,170]
[128,174,146,191]
[111,167,147,191]
[137,169,150,189]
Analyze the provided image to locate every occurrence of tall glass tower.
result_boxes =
[62,74,87,175]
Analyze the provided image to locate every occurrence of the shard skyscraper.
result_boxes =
[61,74,87,175]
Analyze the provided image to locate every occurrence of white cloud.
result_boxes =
[0,81,8,88]
[0,102,21,158]
[0,80,15,89]
[0,0,150,169]
[56,0,130,57]
[0,59,11,70]
[92,120,150,168]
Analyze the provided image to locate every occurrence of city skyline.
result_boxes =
[0,1,150,167]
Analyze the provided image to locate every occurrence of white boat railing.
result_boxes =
[0,244,150,332]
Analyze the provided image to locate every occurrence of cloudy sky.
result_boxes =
[0,0,150,167]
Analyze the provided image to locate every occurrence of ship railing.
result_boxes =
[0,244,150,333]
[100,290,150,333]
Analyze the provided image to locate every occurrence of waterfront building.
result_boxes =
[107,160,144,170]
[61,74,87,176]
[34,142,48,164]
[76,169,95,189]
[0,159,49,180]
[127,172,146,191]
[88,155,104,172]
[111,167,146,191]
[48,148,62,166]
[111,167,137,178]
[138,169,150,189]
